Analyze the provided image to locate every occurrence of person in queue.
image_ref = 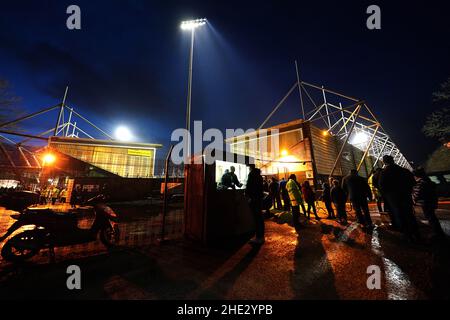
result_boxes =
[246,164,265,245]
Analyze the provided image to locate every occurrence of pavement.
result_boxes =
[0,202,449,300]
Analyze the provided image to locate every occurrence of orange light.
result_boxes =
[42,153,56,165]
[322,130,329,136]
[281,149,288,156]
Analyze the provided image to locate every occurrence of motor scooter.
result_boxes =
[0,194,120,262]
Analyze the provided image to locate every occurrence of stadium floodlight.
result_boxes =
[180,18,207,160]
[350,131,369,146]
[180,18,207,30]
[115,126,133,141]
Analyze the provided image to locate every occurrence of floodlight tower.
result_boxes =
[180,18,207,150]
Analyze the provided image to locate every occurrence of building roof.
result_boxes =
[225,119,306,143]
[0,142,40,168]
[49,136,162,149]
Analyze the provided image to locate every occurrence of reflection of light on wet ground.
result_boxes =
[336,222,358,242]
[371,228,415,300]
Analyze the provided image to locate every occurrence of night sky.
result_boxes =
[0,0,449,164]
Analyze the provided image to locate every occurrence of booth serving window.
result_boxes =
[215,160,249,190]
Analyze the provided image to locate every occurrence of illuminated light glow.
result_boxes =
[281,149,288,156]
[115,126,133,141]
[268,154,306,174]
[279,155,301,163]
[350,131,369,146]
[322,130,329,136]
[42,153,56,165]
[180,18,207,30]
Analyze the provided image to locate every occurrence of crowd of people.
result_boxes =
[38,186,67,205]
[1,183,108,210]
[37,184,106,208]
[245,154,445,246]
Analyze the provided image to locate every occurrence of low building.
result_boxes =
[0,136,163,201]
[48,136,162,178]
[226,119,380,187]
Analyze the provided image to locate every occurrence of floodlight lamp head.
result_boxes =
[180,18,207,30]
[350,131,369,146]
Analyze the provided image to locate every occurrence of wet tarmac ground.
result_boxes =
[0,203,449,299]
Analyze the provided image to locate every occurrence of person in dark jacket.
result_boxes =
[262,177,268,192]
[331,179,347,224]
[246,164,265,245]
[221,166,242,189]
[70,185,81,208]
[412,167,445,239]
[269,178,282,209]
[369,168,383,213]
[279,178,291,211]
[302,181,320,220]
[379,155,420,241]
[321,182,335,219]
[342,169,373,228]
[373,167,393,222]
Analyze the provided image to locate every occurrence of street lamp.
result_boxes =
[42,153,56,166]
[180,18,207,157]
[40,152,56,189]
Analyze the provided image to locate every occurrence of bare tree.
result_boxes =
[423,77,450,145]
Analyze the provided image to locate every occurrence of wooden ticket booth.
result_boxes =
[184,152,255,245]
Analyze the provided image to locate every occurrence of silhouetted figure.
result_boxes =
[302,181,320,220]
[45,187,52,204]
[51,186,60,205]
[331,179,347,224]
[412,168,445,240]
[221,169,231,188]
[322,182,335,219]
[221,166,242,189]
[369,168,383,213]
[70,185,82,208]
[262,177,269,193]
[279,178,291,211]
[59,188,67,204]
[269,178,282,209]
[81,187,88,204]
[286,174,306,232]
[246,164,265,245]
[342,169,373,228]
[372,166,393,223]
[39,187,47,204]
[379,155,420,241]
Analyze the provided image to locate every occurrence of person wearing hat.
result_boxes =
[379,155,420,242]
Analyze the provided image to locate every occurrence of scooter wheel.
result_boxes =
[1,231,41,263]
[100,225,120,248]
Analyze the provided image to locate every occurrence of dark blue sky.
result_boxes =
[1,0,449,163]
